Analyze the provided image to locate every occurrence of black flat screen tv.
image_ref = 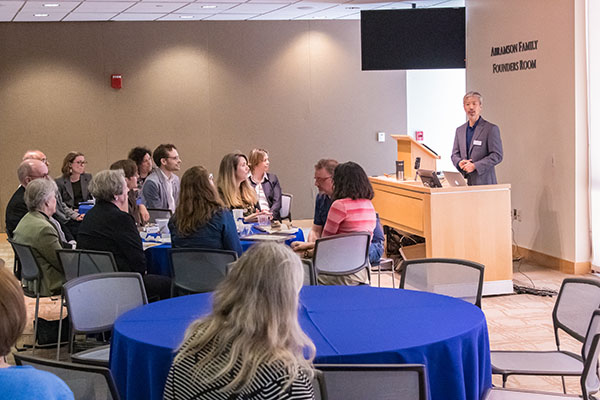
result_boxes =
[361,8,465,70]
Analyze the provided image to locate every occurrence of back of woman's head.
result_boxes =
[0,268,26,357]
[89,169,126,202]
[332,161,374,201]
[177,242,314,391]
[24,178,57,212]
[175,166,223,235]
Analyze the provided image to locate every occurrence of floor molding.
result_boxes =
[514,246,590,275]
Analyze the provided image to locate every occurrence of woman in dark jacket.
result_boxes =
[248,148,282,220]
[55,151,92,209]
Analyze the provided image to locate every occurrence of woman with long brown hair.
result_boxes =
[217,153,269,223]
[169,165,242,256]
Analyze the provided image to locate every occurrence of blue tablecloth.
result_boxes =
[144,227,305,276]
[78,203,94,215]
[110,286,491,400]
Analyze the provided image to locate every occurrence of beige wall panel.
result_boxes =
[0,21,406,230]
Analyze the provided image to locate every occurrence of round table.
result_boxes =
[144,227,305,276]
[110,286,491,400]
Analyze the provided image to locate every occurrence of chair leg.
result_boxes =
[56,295,64,360]
[391,269,396,288]
[32,292,40,354]
[502,375,507,388]
[561,376,566,394]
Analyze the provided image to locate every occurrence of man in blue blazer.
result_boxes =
[451,91,503,185]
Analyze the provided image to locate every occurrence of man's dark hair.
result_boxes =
[332,161,374,201]
[152,144,177,167]
[127,147,152,167]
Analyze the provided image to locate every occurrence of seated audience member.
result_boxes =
[110,159,145,226]
[0,268,74,400]
[169,166,242,256]
[248,148,283,221]
[22,150,82,240]
[128,146,153,189]
[77,170,171,301]
[142,144,181,214]
[217,153,268,223]
[5,159,49,238]
[13,179,67,296]
[292,159,384,265]
[163,242,315,400]
[55,151,92,210]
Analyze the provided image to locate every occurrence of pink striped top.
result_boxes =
[322,198,376,237]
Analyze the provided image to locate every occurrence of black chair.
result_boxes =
[7,238,51,353]
[14,353,121,400]
[316,364,428,400]
[169,248,238,296]
[147,208,172,222]
[55,249,117,360]
[399,258,485,308]
[491,279,600,390]
[64,272,148,367]
[302,259,317,286]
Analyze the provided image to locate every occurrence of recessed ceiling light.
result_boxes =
[34,13,49,16]
[201,5,217,9]
[345,6,359,9]
[43,3,60,7]
[297,6,313,10]
[179,15,194,18]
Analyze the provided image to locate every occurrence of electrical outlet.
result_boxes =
[377,132,385,142]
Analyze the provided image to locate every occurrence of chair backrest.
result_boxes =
[302,259,317,286]
[64,272,148,334]
[14,353,120,400]
[169,248,238,295]
[553,278,600,346]
[313,369,327,400]
[280,193,293,221]
[8,239,41,282]
[316,364,428,400]
[57,249,117,282]
[313,232,370,276]
[399,258,485,308]
[147,208,172,222]
[581,333,600,399]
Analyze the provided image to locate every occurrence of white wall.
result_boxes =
[466,0,589,263]
[406,69,466,172]
[588,0,600,268]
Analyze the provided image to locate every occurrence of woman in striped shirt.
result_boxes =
[163,242,316,400]
[319,161,377,286]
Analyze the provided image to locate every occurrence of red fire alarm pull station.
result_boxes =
[415,131,424,141]
[111,74,122,89]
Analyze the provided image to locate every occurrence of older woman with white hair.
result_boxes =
[163,242,316,400]
[77,169,171,301]
[13,178,66,296]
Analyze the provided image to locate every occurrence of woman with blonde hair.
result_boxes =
[248,148,283,221]
[55,151,92,209]
[217,153,268,223]
[163,242,316,400]
[169,166,242,256]
[0,268,74,399]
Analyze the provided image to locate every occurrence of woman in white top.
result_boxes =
[248,148,283,221]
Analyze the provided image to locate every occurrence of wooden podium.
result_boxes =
[370,137,513,295]
[393,135,440,178]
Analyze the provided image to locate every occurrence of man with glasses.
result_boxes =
[141,143,181,213]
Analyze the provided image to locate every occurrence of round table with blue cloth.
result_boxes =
[110,286,491,400]
[144,226,304,276]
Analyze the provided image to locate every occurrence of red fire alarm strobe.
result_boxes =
[111,74,122,89]
[415,131,424,141]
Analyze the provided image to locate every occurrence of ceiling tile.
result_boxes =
[125,2,187,12]
[204,12,253,19]
[158,12,210,19]
[251,1,335,19]
[226,2,287,13]
[112,12,164,19]
[175,2,236,13]
[73,1,134,12]
[64,11,117,19]
[20,1,79,12]
[0,1,23,21]
[14,9,68,20]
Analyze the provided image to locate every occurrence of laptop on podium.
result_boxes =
[443,171,467,187]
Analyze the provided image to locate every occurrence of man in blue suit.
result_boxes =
[451,91,503,185]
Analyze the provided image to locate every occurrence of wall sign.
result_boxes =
[489,39,538,74]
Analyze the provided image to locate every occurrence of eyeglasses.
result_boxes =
[166,156,181,161]
[73,161,87,165]
[314,176,332,182]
